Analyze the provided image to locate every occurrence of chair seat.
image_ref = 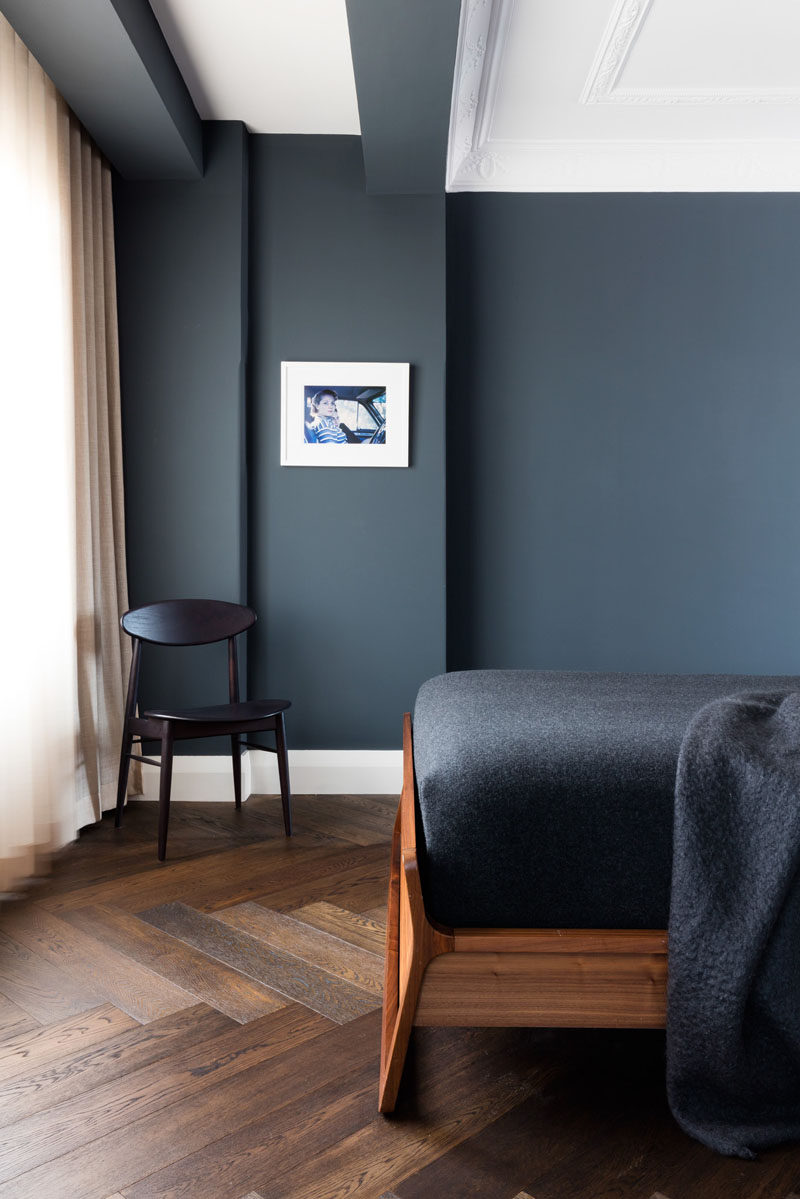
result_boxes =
[143,698,291,723]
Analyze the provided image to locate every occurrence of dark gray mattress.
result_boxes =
[412,670,800,929]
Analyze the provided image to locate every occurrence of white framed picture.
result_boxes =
[280,361,410,468]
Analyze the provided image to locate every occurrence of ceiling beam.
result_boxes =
[0,0,202,178]
[345,0,461,194]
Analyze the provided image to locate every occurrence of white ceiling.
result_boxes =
[147,0,361,135]
[147,0,800,191]
[448,0,800,191]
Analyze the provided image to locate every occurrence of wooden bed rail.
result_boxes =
[378,713,669,1113]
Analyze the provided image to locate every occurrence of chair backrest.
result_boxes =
[120,599,256,646]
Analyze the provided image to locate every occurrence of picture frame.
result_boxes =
[280,361,410,468]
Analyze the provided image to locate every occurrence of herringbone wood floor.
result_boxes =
[0,794,799,1198]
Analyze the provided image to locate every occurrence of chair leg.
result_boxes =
[116,638,141,830]
[275,712,292,836]
[157,723,174,862]
[115,723,133,829]
[231,734,242,809]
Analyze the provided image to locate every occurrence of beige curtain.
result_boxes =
[69,98,141,828]
[0,14,137,894]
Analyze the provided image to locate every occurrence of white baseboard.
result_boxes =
[251,749,402,796]
[139,749,402,801]
[139,753,252,803]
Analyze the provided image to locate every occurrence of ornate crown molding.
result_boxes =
[593,88,800,106]
[580,0,654,105]
[447,0,496,187]
[446,0,800,192]
[581,0,800,106]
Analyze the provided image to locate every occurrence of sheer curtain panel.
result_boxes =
[0,14,135,895]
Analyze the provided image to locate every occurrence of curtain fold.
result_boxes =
[71,107,138,828]
[0,14,136,893]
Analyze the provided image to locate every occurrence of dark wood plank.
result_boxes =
[287,796,392,846]
[362,905,388,927]
[0,1010,375,1199]
[34,842,179,897]
[594,1141,800,1199]
[212,902,383,996]
[122,1061,377,1199]
[255,853,390,914]
[386,1014,800,1199]
[0,1004,233,1128]
[33,806,341,903]
[191,843,391,913]
[0,991,40,1039]
[62,904,287,1023]
[253,1035,550,1199]
[0,927,102,1023]
[291,794,396,825]
[38,836,340,913]
[0,1003,331,1187]
[290,901,387,955]
[138,902,379,1023]
[117,1019,500,1198]
[323,872,390,914]
[0,1003,136,1083]
[1,906,197,1023]
[390,1031,640,1199]
[528,1134,782,1199]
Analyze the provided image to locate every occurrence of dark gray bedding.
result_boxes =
[667,690,800,1158]
[412,669,800,929]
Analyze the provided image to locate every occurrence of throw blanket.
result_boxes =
[667,690,800,1158]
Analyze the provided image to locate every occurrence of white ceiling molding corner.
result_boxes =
[582,0,800,106]
[447,0,506,188]
[579,0,654,106]
[447,0,800,193]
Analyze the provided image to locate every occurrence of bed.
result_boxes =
[378,668,800,1114]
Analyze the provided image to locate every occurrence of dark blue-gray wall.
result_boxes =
[114,122,249,715]
[447,193,800,675]
[114,131,447,747]
[115,134,800,744]
[248,136,447,748]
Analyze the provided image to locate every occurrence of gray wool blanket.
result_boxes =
[667,690,800,1159]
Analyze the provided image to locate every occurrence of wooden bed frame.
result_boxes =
[378,713,669,1113]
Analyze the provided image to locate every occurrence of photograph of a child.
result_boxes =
[303,385,386,445]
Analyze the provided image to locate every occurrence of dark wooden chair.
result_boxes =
[115,599,292,860]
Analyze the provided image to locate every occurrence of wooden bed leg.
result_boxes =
[379,715,453,1114]
[379,804,406,1112]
